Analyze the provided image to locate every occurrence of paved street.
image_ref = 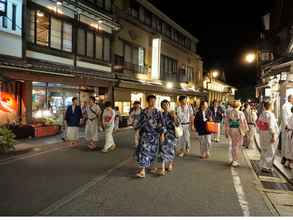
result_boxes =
[0,129,281,216]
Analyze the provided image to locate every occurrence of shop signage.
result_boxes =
[151,38,161,80]
[0,0,7,16]
[0,92,17,113]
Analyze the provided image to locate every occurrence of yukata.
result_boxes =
[243,109,258,149]
[257,111,279,170]
[102,108,116,151]
[159,112,179,163]
[286,115,293,161]
[85,104,101,142]
[128,108,142,147]
[135,108,165,168]
[281,102,293,160]
[225,109,249,162]
[176,104,194,151]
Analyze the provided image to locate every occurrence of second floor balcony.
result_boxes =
[113,55,148,75]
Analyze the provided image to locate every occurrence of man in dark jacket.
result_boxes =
[209,100,224,142]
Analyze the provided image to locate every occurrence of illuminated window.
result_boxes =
[50,17,62,49]
[36,12,49,46]
[87,31,94,57]
[63,22,72,52]
[95,35,103,59]
[77,28,86,56]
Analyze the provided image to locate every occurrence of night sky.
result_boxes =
[148,0,273,97]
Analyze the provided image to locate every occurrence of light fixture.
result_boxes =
[245,53,256,63]
[98,20,103,24]
[166,82,173,89]
[212,71,219,78]
[56,1,62,6]
[37,11,44,17]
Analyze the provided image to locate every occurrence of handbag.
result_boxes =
[206,121,218,134]
[175,125,183,138]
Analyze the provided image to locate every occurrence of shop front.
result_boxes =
[114,80,207,119]
[1,68,114,139]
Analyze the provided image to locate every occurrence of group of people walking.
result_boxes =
[62,93,293,178]
[64,96,117,153]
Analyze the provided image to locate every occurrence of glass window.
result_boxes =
[77,28,86,55]
[50,17,62,49]
[86,31,94,57]
[132,47,138,65]
[124,44,131,63]
[139,7,144,22]
[95,35,103,60]
[97,0,104,8]
[105,0,111,11]
[63,22,72,52]
[12,4,16,31]
[144,10,151,26]
[36,12,49,46]
[2,16,7,28]
[103,37,110,62]
[27,10,35,43]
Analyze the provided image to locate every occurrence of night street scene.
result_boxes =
[1,0,293,218]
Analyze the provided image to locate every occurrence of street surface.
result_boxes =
[0,129,291,216]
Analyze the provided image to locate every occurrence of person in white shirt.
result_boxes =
[257,101,279,173]
[176,96,195,157]
[281,95,293,165]
[102,101,116,153]
[128,101,142,148]
[285,106,293,169]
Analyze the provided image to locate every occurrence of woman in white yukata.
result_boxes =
[285,106,293,169]
[257,101,279,173]
[225,100,249,167]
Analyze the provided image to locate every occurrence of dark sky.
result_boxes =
[148,0,273,88]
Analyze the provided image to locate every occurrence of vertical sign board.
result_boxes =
[0,0,7,16]
[151,38,161,80]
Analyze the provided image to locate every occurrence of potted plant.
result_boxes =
[0,126,16,154]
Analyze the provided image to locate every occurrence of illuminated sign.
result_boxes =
[151,38,161,80]
[0,0,7,16]
[0,92,17,113]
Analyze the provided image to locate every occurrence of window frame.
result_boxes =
[28,7,73,53]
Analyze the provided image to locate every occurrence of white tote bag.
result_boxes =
[175,125,183,138]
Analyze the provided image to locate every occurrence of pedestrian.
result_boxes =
[128,101,142,148]
[85,96,101,150]
[135,95,165,178]
[176,95,195,157]
[285,106,293,169]
[281,95,293,166]
[243,103,258,149]
[225,100,249,167]
[257,101,279,173]
[209,100,224,142]
[158,100,180,176]
[64,97,82,147]
[114,106,120,131]
[195,100,212,159]
[101,101,116,153]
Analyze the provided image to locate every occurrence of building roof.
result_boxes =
[139,0,199,43]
